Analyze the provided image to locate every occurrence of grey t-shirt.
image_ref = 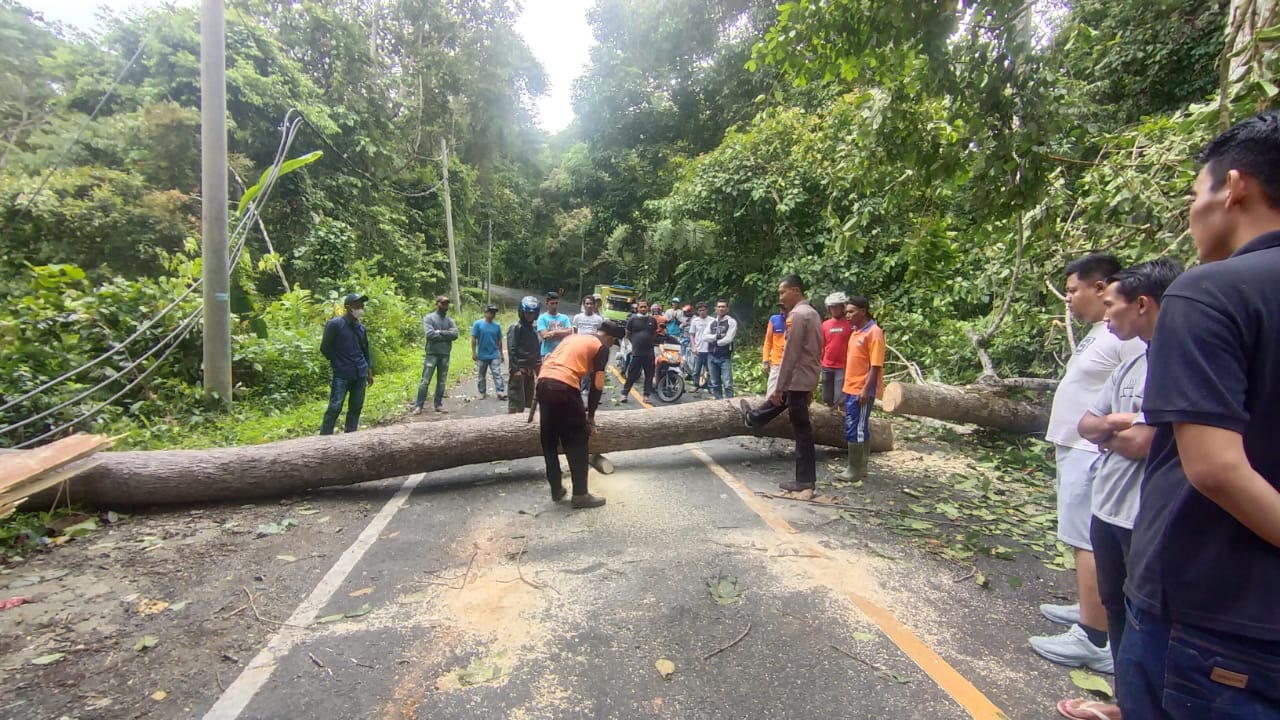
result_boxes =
[1087,352,1148,529]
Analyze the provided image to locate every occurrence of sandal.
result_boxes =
[1057,698,1121,720]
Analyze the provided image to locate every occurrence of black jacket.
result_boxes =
[507,320,542,369]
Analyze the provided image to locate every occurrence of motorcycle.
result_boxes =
[654,342,686,403]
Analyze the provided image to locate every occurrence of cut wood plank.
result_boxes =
[0,457,104,516]
[0,434,114,493]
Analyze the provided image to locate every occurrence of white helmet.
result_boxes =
[824,291,848,306]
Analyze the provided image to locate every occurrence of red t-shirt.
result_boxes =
[821,317,854,369]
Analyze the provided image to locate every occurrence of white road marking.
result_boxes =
[202,473,426,720]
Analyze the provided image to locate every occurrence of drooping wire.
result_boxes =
[2,111,309,444]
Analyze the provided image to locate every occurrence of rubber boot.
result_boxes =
[850,442,869,483]
[833,445,857,482]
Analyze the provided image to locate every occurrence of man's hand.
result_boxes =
[762,362,770,373]
[769,390,784,407]
[366,371,375,388]
[499,353,505,363]
[587,418,598,436]
[857,390,873,406]
[1105,412,1139,432]
[472,353,478,361]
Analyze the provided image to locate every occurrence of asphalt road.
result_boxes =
[199,362,1087,720]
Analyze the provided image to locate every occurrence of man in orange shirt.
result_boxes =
[536,319,625,509]
[761,303,787,396]
[837,297,884,483]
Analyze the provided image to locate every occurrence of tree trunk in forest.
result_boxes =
[881,381,1048,435]
[54,398,892,508]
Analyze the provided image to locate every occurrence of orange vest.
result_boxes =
[539,333,606,390]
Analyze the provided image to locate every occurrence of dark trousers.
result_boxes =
[320,374,367,435]
[1118,600,1280,718]
[1090,516,1132,667]
[536,379,591,496]
[623,352,655,397]
[745,390,815,486]
[507,366,537,413]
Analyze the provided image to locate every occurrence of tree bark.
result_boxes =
[57,398,892,508]
[881,381,1048,435]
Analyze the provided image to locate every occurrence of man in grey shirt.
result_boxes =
[413,294,459,414]
[1054,259,1180,720]
[739,274,824,491]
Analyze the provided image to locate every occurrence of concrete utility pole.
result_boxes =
[200,0,231,407]
[485,217,492,305]
[440,138,461,308]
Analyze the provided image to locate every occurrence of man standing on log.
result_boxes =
[1119,111,1280,719]
[536,319,625,509]
[821,292,852,409]
[1056,258,1181,720]
[319,292,373,435]
[1031,253,1144,674]
[507,295,542,415]
[413,295,459,415]
[836,296,884,483]
[739,275,823,492]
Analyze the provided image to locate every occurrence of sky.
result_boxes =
[26,0,596,134]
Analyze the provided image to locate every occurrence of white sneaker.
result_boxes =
[1029,624,1113,673]
[1040,602,1081,626]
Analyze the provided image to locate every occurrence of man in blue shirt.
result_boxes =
[319,292,373,435]
[1119,110,1280,718]
[470,304,506,401]
[536,291,573,357]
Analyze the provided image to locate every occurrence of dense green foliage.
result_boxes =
[530,0,1277,384]
[0,0,548,447]
[3,0,1278,449]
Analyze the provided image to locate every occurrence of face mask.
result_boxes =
[350,308,364,320]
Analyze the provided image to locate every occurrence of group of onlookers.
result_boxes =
[316,110,1280,719]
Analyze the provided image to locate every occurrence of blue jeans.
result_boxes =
[320,374,367,435]
[707,354,734,399]
[692,351,709,389]
[415,353,450,408]
[1118,600,1280,718]
[477,358,505,395]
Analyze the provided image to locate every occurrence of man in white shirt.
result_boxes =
[1031,254,1145,674]
[687,302,714,392]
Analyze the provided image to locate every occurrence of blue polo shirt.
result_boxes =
[1125,230,1280,640]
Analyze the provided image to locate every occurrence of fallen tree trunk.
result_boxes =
[55,398,892,507]
[881,381,1048,435]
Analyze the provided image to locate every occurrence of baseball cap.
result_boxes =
[824,291,848,306]
[344,293,368,306]
[485,304,498,312]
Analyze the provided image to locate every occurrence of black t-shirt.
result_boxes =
[626,315,659,356]
[1125,230,1280,640]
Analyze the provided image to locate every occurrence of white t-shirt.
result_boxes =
[572,312,603,335]
[1046,322,1145,450]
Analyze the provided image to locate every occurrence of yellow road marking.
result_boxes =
[605,361,1008,719]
